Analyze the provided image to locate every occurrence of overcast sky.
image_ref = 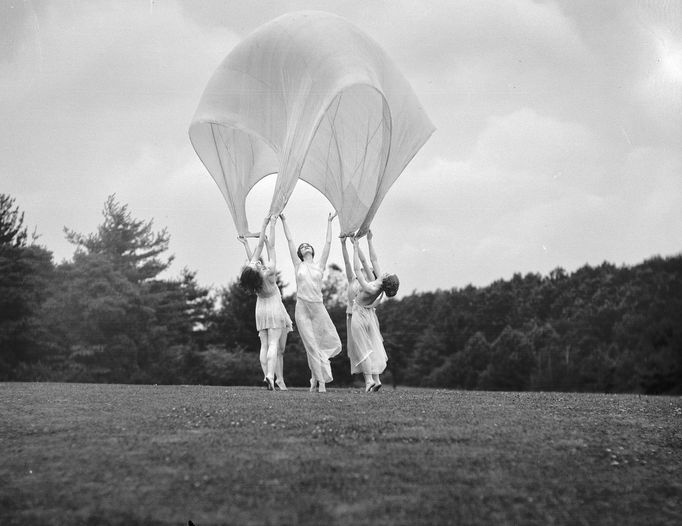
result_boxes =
[2,0,680,295]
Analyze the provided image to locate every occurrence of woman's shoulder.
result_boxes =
[357,284,381,301]
[362,279,382,293]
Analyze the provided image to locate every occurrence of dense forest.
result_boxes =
[1,193,680,394]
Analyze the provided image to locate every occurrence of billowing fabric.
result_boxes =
[255,274,292,333]
[296,262,324,303]
[189,11,435,236]
[295,299,342,382]
[350,293,386,374]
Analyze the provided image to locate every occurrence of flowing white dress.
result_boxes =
[295,262,342,382]
[350,291,387,375]
[346,279,363,374]
[255,270,292,335]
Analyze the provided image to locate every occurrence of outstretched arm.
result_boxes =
[249,217,269,265]
[366,229,381,277]
[265,216,277,269]
[279,213,299,267]
[358,238,373,280]
[340,237,354,282]
[352,237,374,293]
[319,211,337,269]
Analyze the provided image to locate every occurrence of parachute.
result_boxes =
[189,11,434,237]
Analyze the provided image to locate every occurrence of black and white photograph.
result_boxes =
[1,1,680,524]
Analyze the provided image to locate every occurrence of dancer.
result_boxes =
[340,231,377,379]
[238,216,292,391]
[280,212,342,392]
[350,235,399,392]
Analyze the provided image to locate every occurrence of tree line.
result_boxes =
[1,193,680,393]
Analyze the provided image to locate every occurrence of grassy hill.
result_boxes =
[1,383,680,525]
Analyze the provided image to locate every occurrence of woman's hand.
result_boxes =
[237,235,247,245]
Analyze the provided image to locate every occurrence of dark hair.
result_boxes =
[381,274,400,297]
[239,265,263,294]
[296,243,315,261]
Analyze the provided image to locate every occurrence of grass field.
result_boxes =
[1,382,680,525]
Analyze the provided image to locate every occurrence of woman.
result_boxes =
[340,231,377,379]
[350,236,400,392]
[238,216,292,391]
[280,212,342,393]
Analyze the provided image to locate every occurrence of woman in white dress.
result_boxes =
[340,231,377,380]
[350,236,400,392]
[280,212,342,393]
[239,216,292,391]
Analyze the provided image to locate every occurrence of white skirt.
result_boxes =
[295,299,342,382]
[350,303,387,375]
[255,294,293,333]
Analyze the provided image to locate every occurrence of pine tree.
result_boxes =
[42,195,179,382]
[64,194,172,283]
[0,195,53,378]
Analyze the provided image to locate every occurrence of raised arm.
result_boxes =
[358,238,373,279]
[279,212,299,267]
[366,229,381,277]
[265,216,277,269]
[340,236,354,282]
[318,211,337,269]
[249,217,270,265]
[352,237,375,293]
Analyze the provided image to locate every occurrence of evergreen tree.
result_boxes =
[0,195,53,378]
[212,280,258,353]
[64,194,172,283]
[40,195,182,382]
[0,194,28,247]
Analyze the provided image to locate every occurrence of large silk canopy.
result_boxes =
[189,11,435,237]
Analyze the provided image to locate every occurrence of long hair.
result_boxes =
[239,265,264,294]
[381,274,400,297]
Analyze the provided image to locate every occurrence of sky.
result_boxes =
[2,0,681,295]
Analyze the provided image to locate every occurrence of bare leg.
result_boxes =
[275,331,287,390]
[265,328,281,388]
[258,331,268,381]
[372,374,382,392]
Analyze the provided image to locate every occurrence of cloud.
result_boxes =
[3,1,680,295]
[0,1,239,266]
[374,104,681,289]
